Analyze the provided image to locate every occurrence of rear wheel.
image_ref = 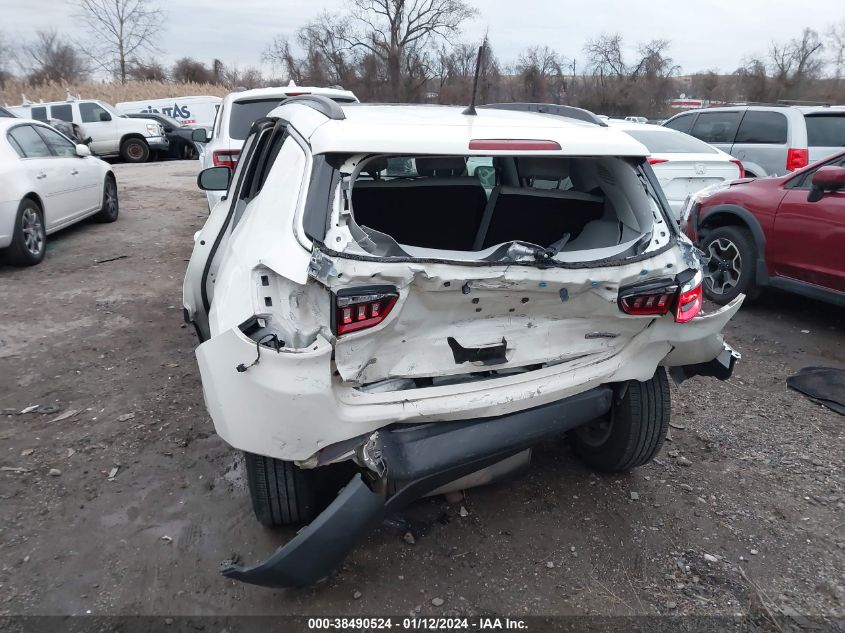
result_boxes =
[700,225,757,305]
[572,369,670,473]
[244,452,317,526]
[120,138,150,163]
[3,199,46,266]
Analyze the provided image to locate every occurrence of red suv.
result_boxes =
[682,150,845,306]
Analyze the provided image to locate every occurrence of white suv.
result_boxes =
[192,84,358,208]
[183,97,742,588]
[8,98,168,163]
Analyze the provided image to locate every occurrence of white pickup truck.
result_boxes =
[7,98,168,163]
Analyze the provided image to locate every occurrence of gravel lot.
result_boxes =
[0,161,843,626]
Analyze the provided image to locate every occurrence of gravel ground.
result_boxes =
[0,161,842,627]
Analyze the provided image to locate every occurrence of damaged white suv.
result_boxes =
[183,96,742,588]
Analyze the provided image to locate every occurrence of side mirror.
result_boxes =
[192,128,210,143]
[75,144,91,157]
[808,166,845,202]
[98,112,112,122]
[197,166,231,191]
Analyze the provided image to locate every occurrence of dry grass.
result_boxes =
[0,80,230,106]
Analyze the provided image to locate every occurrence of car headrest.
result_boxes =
[416,156,467,177]
[517,157,571,181]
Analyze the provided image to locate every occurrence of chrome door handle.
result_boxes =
[71,169,79,175]
[36,173,47,179]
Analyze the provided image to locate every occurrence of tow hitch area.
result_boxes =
[221,387,612,588]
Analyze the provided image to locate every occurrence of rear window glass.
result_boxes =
[625,129,716,154]
[690,111,741,144]
[805,114,845,148]
[229,99,285,140]
[664,114,696,134]
[50,104,73,122]
[735,111,788,144]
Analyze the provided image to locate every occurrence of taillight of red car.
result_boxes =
[212,149,241,170]
[786,148,809,171]
[618,271,703,323]
[333,287,399,335]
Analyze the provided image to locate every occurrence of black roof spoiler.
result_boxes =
[278,94,346,120]
[481,103,607,127]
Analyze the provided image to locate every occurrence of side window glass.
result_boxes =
[50,104,74,122]
[690,112,741,144]
[79,102,111,123]
[664,114,695,134]
[35,126,77,157]
[735,111,788,144]
[7,135,26,157]
[31,107,48,122]
[8,125,52,158]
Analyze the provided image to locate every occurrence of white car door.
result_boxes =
[77,102,118,155]
[34,125,101,216]
[7,124,76,230]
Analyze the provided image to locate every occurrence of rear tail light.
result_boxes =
[333,287,399,335]
[675,282,703,323]
[786,148,809,172]
[647,157,669,165]
[729,159,745,178]
[618,271,703,323]
[212,149,241,170]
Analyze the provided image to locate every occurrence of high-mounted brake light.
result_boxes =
[333,287,399,335]
[469,139,562,151]
[284,91,311,97]
[212,149,241,170]
[618,271,703,323]
[786,148,809,171]
[647,157,669,165]
[729,159,745,178]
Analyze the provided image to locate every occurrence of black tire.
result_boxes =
[92,174,119,223]
[700,225,757,305]
[572,368,670,473]
[244,452,317,526]
[3,198,46,266]
[120,138,150,163]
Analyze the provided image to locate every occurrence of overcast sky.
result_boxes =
[4,0,844,75]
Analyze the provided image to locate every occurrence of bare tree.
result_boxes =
[514,46,566,103]
[75,0,165,83]
[583,34,627,83]
[829,20,845,82]
[323,0,476,100]
[171,57,214,84]
[768,28,824,98]
[22,30,89,84]
[0,31,15,87]
[126,59,167,81]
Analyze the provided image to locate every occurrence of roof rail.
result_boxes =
[278,94,346,120]
[724,101,831,108]
[480,102,607,127]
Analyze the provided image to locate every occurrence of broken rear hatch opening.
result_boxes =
[309,152,688,387]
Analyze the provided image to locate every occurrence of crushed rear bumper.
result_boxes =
[222,386,613,588]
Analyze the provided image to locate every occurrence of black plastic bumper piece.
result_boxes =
[669,343,741,384]
[221,386,612,588]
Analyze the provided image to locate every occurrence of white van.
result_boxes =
[8,98,167,163]
[116,96,222,130]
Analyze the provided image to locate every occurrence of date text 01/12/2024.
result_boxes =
[306,617,528,630]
